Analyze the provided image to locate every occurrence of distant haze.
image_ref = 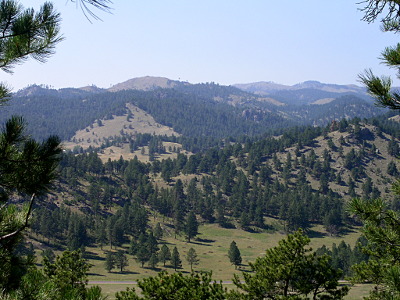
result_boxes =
[3,1,399,91]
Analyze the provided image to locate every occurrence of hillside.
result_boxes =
[15,109,399,300]
[1,77,387,146]
[63,103,179,147]
[31,118,400,251]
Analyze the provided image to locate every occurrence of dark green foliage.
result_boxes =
[388,139,400,158]
[67,214,88,250]
[146,232,159,255]
[0,1,63,91]
[349,197,400,298]
[387,160,399,176]
[41,248,56,264]
[171,247,182,271]
[115,271,228,300]
[159,244,171,267]
[105,251,115,272]
[153,222,163,239]
[136,245,150,268]
[184,212,199,242]
[0,116,61,291]
[186,248,199,272]
[43,250,90,299]
[148,253,158,269]
[4,249,105,300]
[32,114,400,252]
[115,250,129,273]
[233,230,348,299]
[228,241,242,269]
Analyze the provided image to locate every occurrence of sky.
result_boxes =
[3,1,400,91]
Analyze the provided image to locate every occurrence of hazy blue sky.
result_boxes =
[3,1,400,90]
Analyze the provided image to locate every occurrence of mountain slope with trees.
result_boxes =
[0,78,388,146]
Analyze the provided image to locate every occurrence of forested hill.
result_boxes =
[1,77,387,143]
[33,115,400,254]
[2,88,290,141]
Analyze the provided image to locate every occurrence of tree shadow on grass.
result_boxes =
[87,273,105,277]
[195,237,216,244]
[238,267,253,273]
[306,230,326,239]
[111,271,139,275]
[84,251,104,261]
[189,240,212,247]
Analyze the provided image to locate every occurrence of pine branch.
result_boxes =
[71,0,113,22]
[0,193,35,242]
[358,69,400,109]
[359,0,400,29]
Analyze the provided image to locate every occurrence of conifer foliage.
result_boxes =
[228,241,242,269]
[349,198,400,299]
[0,0,109,297]
[358,0,400,110]
[233,230,348,299]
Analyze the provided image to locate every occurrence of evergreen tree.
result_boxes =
[43,250,90,299]
[116,271,228,300]
[153,222,163,240]
[94,219,107,250]
[159,244,171,267]
[148,253,158,270]
[136,245,150,268]
[216,204,228,228]
[387,160,398,176]
[115,250,129,273]
[0,2,110,295]
[228,241,242,269]
[41,249,56,264]
[146,232,159,254]
[358,1,400,111]
[233,230,348,299]
[349,197,400,298]
[105,251,115,273]
[171,247,182,271]
[184,212,199,242]
[186,247,199,272]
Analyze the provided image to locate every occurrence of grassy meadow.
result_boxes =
[79,220,372,299]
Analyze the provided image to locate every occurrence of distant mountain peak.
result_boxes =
[108,76,188,92]
[78,85,105,93]
[233,80,366,96]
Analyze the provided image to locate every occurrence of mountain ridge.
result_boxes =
[5,76,387,144]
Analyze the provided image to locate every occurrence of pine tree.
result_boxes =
[117,271,228,300]
[43,250,90,298]
[233,230,348,299]
[115,250,129,273]
[186,248,199,272]
[148,253,158,270]
[159,244,171,267]
[136,245,150,268]
[358,1,400,110]
[146,232,159,254]
[171,247,182,271]
[153,222,163,240]
[94,219,107,250]
[105,251,115,273]
[387,160,398,176]
[349,197,400,298]
[41,249,56,264]
[184,212,199,242]
[228,241,242,269]
[0,1,111,294]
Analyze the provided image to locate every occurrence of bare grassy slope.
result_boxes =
[63,103,179,153]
